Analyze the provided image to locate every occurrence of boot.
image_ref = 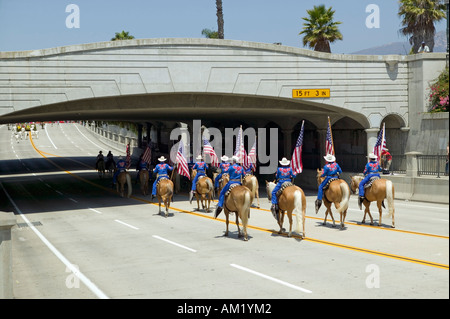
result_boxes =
[214,206,223,219]
[358,196,364,210]
[315,199,322,214]
[189,191,194,204]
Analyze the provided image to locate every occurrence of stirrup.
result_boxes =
[315,199,322,214]
[214,206,223,219]
[270,204,279,221]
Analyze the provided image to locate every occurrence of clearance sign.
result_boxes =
[292,89,330,98]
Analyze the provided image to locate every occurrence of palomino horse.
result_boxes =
[191,169,214,212]
[316,169,351,229]
[156,178,174,217]
[97,159,106,178]
[217,183,252,241]
[350,175,395,228]
[117,171,132,198]
[266,181,307,238]
[243,174,260,208]
[139,169,149,196]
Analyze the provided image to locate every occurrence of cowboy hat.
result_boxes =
[279,157,290,166]
[196,155,203,160]
[158,156,167,162]
[367,153,377,160]
[324,154,336,162]
[232,155,240,162]
[221,155,229,162]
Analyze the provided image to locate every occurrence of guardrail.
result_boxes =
[417,155,448,177]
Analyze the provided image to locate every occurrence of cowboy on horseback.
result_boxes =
[95,151,104,169]
[105,151,115,171]
[135,153,149,184]
[214,155,231,191]
[214,156,245,218]
[315,154,342,213]
[112,156,127,186]
[152,156,173,200]
[189,155,209,204]
[270,157,296,219]
[358,152,382,209]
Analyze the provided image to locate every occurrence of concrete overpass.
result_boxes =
[0,38,448,157]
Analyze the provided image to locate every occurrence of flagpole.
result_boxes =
[328,116,335,155]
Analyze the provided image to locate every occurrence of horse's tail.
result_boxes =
[385,180,394,218]
[206,178,213,193]
[126,173,132,198]
[337,182,350,214]
[242,189,252,223]
[293,189,304,235]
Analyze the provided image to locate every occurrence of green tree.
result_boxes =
[398,0,446,53]
[201,28,219,39]
[299,5,343,53]
[111,31,135,41]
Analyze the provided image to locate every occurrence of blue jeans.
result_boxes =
[152,174,169,195]
[271,179,290,205]
[358,174,380,197]
[192,172,205,191]
[217,181,241,207]
[317,176,338,200]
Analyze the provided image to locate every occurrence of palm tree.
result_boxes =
[299,5,343,53]
[216,0,224,39]
[201,28,219,39]
[111,31,135,41]
[398,0,446,53]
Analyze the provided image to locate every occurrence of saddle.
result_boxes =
[364,176,380,189]
[224,183,240,197]
[156,176,169,187]
[323,177,339,191]
[276,182,294,198]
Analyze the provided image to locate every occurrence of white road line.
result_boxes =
[114,219,139,230]
[44,124,58,149]
[89,208,102,214]
[230,263,312,294]
[152,235,197,253]
[0,182,109,299]
[72,124,105,151]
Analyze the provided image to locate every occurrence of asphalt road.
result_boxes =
[1,123,448,300]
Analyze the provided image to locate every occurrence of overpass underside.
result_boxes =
[0,92,363,125]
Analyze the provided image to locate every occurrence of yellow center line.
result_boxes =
[28,134,449,270]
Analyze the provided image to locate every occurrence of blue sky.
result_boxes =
[0,0,446,53]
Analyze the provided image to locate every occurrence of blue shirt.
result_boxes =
[228,163,245,181]
[275,166,296,181]
[153,163,173,176]
[321,162,342,177]
[363,161,382,175]
[193,161,208,173]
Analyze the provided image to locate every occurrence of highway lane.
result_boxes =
[1,123,448,299]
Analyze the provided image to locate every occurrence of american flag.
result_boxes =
[325,117,334,155]
[176,140,190,179]
[234,126,248,169]
[125,143,131,169]
[247,139,257,172]
[291,120,304,174]
[142,146,152,164]
[373,123,386,162]
[203,138,219,167]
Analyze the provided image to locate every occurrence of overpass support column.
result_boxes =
[365,128,379,156]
